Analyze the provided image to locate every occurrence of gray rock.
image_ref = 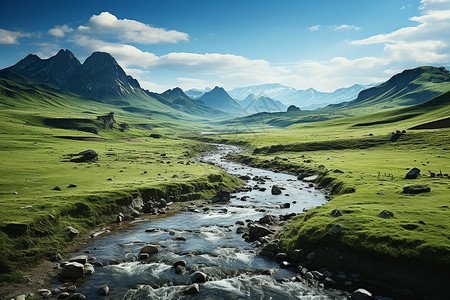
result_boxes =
[108,259,120,265]
[271,185,282,195]
[68,293,86,300]
[323,277,337,286]
[311,271,323,279]
[331,209,343,217]
[329,223,344,233]
[262,242,278,253]
[57,292,70,299]
[403,185,430,194]
[16,295,26,300]
[405,168,420,179]
[69,255,88,264]
[275,253,289,262]
[323,270,332,278]
[290,249,304,263]
[192,271,207,283]
[249,224,274,241]
[333,169,344,173]
[351,288,373,300]
[138,253,149,260]
[305,272,314,280]
[297,173,311,180]
[53,186,62,191]
[176,265,185,274]
[303,175,319,182]
[37,289,52,298]
[306,251,316,260]
[140,244,159,255]
[378,210,394,219]
[84,263,95,275]
[259,214,275,224]
[236,226,248,234]
[183,284,200,295]
[173,260,187,268]
[280,203,290,209]
[60,262,85,278]
[96,285,109,296]
[65,285,77,293]
[66,226,79,235]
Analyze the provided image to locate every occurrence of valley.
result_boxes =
[0,49,449,300]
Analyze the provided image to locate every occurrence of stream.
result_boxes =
[54,144,347,299]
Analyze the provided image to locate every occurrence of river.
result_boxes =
[53,144,347,299]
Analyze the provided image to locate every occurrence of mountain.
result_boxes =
[198,86,242,114]
[238,93,287,114]
[146,87,230,118]
[229,83,377,109]
[324,66,450,115]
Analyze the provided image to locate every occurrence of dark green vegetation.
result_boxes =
[1,49,449,297]
[0,69,241,283]
[212,92,450,296]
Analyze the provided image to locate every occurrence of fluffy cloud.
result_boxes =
[0,29,31,44]
[48,25,74,37]
[76,12,189,44]
[332,24,361,31]
[307,25,321,31]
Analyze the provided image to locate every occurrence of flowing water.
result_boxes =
[55,144,347,299]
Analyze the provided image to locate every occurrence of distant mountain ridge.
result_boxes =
[228,83,378,109]
[239,93,287,114]
[198,86,243,115]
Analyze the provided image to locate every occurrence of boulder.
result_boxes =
[403,185,431,194]
[60,262,85,278]
[96,285,109,296]
[173,260,187,268]
[68,293,86,300]
[405,168,420,179]
[303,175,319,182]
[259,214,275,224]
[331,209,342,217]
[378,210,394,219]
[262,242,278,253]
[329,223,344,233]
[351,288,373,300]
[333,169,344,174]
[69,255,88,264]
[53,186,62,191]
[280,203,290,209]
[183,284,200,295]
[70,149,98,163]
[236,226,248,234]
[37,289,52,298]
[57,292,70,299]
[323,277,337,287]
[249,224,274,241]
[297,173,311,180]
[192,271,208,283]
[306,251,316,260]
[290,249,304,263]
[275,253,289,262]
[138,253,149,260]
[271,185,282,195]
[84,263,95,275]
[140,244,159,255]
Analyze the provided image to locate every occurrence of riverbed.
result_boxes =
[54,144,347,299]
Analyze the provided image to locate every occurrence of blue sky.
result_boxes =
[1,0,449,92]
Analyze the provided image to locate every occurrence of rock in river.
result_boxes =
[271,185,282,195]
[192,271,208,283]
[351,288,373,300]
[140,244,159,255]
[60,262,85,278]
[249,224,274,241]
[183,284,200,295]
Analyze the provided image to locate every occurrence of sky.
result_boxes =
[0,0,449,93]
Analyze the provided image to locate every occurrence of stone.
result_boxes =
[262,242,278,253]
[183,284,200,295]
[192,271,208,283]
[351,288,373,300]
[297,173,311,180]
[290,249,304,263]
[249,224,274,241]
[333,169,344,173]
[96,285,109,296]
[405,168,420,179]
[138,253,149,260]
[212,189,231,202]
[311,271,323,279]
[306,251,316,260]
[403,185,431,194]
[68,293,86,300]
[69,255,88,264]
[275,253,289,262]
[280,203,290,209]
[236,226,248,234]
[176,265,185,274]
[323,277,337,287]
[331,209,343,217]
[378,210,394,219]
[65,285,77,293]
[329,223,344,233]
[323,270,332,278]
[53,186,62,191]
[140,244,159,255]
[305,272,314,280]
[108,259,120,265]
[259,214,275,224]
[60,262,85,278]
[173,260,187,268]
[70,149,98,163]
[57,293,70,299]
[52,253,63,262]
[271,185,282,195]
[37,289,52,298]
[84,263,95,275]
[280,261,291,268]
[303,175,319,182]
[67,184,77,188]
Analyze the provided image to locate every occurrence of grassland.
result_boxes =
[0,76,242,283]
[210,93,450,295]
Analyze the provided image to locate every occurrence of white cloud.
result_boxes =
[332,24,361,31]
[77,11,189,44]
[307,25,321,31]
[48,25,74,37]
[0,29,31,44]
